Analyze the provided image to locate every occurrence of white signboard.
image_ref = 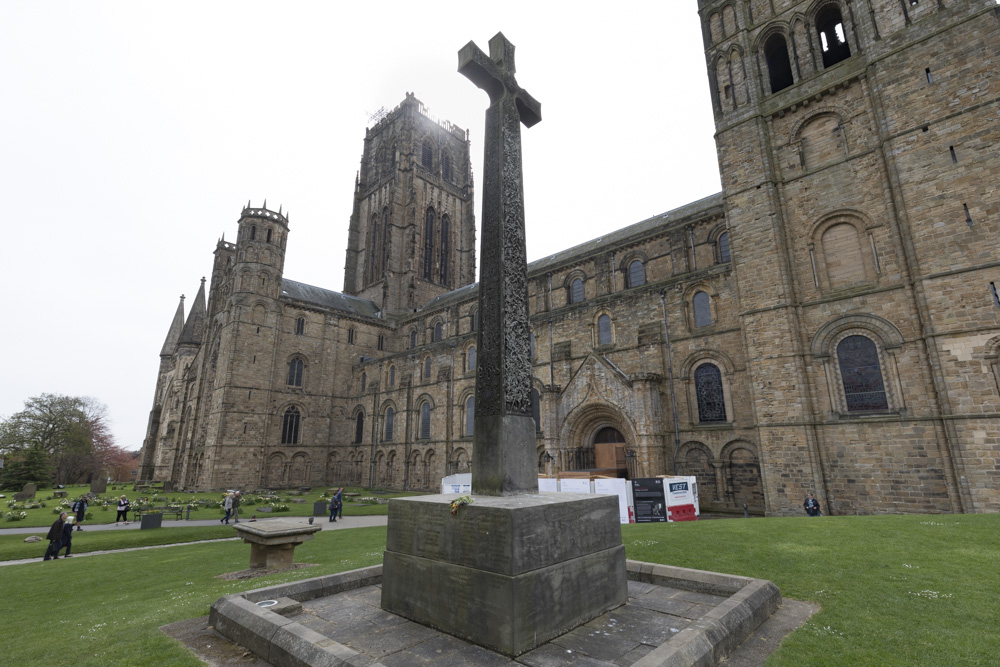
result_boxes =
[558,478,592,494]
[537,477,558,493]
[593,478,630,524]
[440,473,472,495]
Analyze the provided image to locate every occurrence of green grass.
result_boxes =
[622,514,1000,665]
[0,526,387,666]
[1,514,997,665]
[1,485,419,527]
[0,526,236,561]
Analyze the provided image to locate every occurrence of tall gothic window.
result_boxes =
[281,406,300,444]
[368,214,379,284]
[295,317,304,335]
[468,345,477,371]
[409,329,417,349]
[384,407,395,441]
[377,334,384,351]
[694,291,713,327]
[434,322,444,342]
[470,309,478,332]
[420,402,431,439]
[250,225,256,241]
[531,388,541,433]
[388,365,396,388]
[287,358,303,387]
[837,335,888,411]
[764,34,794,93]
[598,315,612,346]
[421,139,433,169]
[440,214,449,285]
[465,395,475,436]
[816,4,851,68]
[571,278,585,304]
[347,328,356,345]
[266,228,272,243]
[424,356,432,380]
[423,208,435,280]
[360,372,366,392]
[718,231,731,263]
[695,363,727,422]
[442,152,452,180]
[354,413,364,444]
[628,260,645,288]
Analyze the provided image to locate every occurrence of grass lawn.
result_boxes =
[0,514,996,665]
[0,526,236,562]
[1,485,419,528]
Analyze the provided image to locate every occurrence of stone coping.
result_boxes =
[234,519,322,540]
[209,560,780,667]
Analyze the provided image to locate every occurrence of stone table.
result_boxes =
[233,519,321,570]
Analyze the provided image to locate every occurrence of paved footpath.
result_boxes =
[0,515,389,567]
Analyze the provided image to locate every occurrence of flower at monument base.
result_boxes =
[450,495,473,515]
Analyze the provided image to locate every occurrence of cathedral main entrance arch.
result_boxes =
[561,406,636,478]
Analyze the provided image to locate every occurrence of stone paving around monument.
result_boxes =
[294,581,727,666]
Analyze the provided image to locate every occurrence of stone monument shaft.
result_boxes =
[459,33,541,496]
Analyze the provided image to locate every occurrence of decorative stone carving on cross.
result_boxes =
[459,32,541,496]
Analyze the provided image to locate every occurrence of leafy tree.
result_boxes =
[0,446,53,489]
[0,394,119,486]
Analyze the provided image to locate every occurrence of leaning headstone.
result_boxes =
[381,33,627,657]
[90,478,107,495]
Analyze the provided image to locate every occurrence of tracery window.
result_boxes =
[421,139,433,169]
[571,277,584,304]
[695,363,727,422]
[694,291,713,327]
[423,208,435,280]
[598,315,612,346]
[281,406,300,444]
[384,407,394,441]
[628,260,645,288]
[837,335,888,411]
[440,214,450,285]
[419,402,431,439]
[287,358,303,387]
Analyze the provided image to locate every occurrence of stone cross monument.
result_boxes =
[459,33,541,496]
[380,34,627,657]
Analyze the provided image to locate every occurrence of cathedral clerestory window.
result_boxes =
[287,358,304,387]
[694,363,727,422]
[837,335,889,412]
[281,406,300,444]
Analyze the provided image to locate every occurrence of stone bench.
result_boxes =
[233,519,321,570]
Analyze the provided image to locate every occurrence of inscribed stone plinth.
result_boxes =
[234,519,320,570]
[381,493,628,656]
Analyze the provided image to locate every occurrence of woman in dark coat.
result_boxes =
[43,512,67,560]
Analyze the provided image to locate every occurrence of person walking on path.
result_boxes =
[72,496,88,531]
[804,493,821,517]
[231,491,241,523]
[43,512,67,560]
[221,493,234,524]
[329,493,341,522]
[116,495,131,525]
[58,516,75,557]
[335,488,344,520]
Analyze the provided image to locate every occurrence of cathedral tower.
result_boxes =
[700,0,1000,514]
[343,93,477,315]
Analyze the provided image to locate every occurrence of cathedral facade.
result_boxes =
[141,1,1000,515]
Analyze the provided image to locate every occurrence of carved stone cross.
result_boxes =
[459,33,541,495]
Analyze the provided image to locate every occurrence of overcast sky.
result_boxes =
[0,1,722,452]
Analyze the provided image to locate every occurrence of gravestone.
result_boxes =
[162,480,174,493]
[381,33,627,657]
[21,483,37,499]
[90,478,107,495]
